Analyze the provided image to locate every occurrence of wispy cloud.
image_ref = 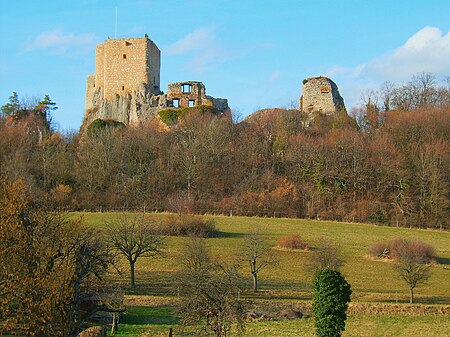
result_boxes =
[325,26,450,108]
[266,70,282,84]
[363,26,450,80]
[24,29,98,55]
[163,26,232,73]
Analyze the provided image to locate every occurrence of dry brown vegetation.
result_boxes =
[1,79,449,229]
[278,234,310,250]
[369,238,436,263]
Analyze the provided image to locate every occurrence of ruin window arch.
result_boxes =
[188,100,195,107]
[181,84,192,93]
[123,54,127,59]
[173,99,180,108]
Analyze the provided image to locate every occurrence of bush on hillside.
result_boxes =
[87,118,124,136]
[158,214,218,238]
[278,235,309,250]
[369,238,436,263]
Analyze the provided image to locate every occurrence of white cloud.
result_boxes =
[163,26,232,73]
[325,26,450,109]
[363,26,450,80]
[24,29,98,55]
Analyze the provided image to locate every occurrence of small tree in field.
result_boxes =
[178,238,245,337]
[393,239,432,303]
[312,269,352,337]
[106,215,163,288]
[312,240,344,271]
[241,228,277,292]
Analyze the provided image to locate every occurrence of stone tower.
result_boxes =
[83,36,229,128]
[298,76,345,115]
[84,36,163,126]
[87,37,160,101]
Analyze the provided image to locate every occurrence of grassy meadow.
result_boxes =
[75,212,450,336]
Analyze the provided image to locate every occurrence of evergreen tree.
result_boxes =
[1,91,20,117]
[36,94,58,119]
[312,269,352,337]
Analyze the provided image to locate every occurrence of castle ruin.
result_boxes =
[167,81,228,112]
[298,76,345,115]
[84,36,228,127]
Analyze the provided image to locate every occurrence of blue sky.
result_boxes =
[1,0,449,131]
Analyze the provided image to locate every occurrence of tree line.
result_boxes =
[1,73,448,229]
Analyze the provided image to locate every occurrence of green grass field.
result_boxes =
[75,212,450,336]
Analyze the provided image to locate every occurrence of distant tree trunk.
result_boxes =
[130,260,135,288]
[111,312,119,334]
[252,272,258,292]
[410,287,414,304]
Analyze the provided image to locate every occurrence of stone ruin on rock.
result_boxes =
[84,36,229,128]
[298,76,346,116]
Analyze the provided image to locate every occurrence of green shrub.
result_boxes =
[312,268,352,337]
[158,108,185,125]
[87,118,124,136]
[158,105,220,125]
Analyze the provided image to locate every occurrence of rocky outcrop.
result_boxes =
[84,83,168,127]
[83,82,228,129]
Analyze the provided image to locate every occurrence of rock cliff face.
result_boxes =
[298,76,345,115]
[84,81,168,127]
[83,81,228,128]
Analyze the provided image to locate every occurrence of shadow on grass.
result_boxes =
[214,231,244,238]
[122,306,178,325]
[436,257,450,265]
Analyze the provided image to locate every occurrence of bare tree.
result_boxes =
[106,214,163,288]
[97,284,125,334]
[177,238,245,337]
[311,240,344,271]
[394,247,432,303]
[241,228,277,292]
[167,190,193,216]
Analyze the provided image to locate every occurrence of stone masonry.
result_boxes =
[298,76,345,115]
[84,36,229,128]
[167,81,228,112]
[93,37,160,99]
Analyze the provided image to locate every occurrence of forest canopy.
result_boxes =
[0,74,448,229]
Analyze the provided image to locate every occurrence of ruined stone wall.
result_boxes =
[92,37,160,100]
[299,77,345,115]
[167,81,210,107]
[166,81,229,112]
